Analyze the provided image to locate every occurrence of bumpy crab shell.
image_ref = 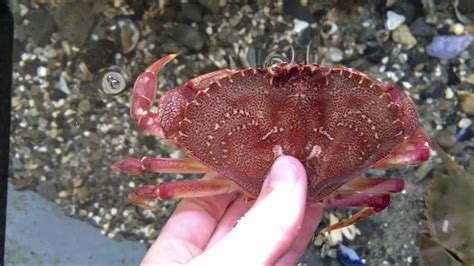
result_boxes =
[113,54,431,232]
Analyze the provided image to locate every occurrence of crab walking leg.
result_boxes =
[338,177,404,193]
[128,178,239,210]
[320,193,391,233]
[319,177,404,233]
[111,157,211,175]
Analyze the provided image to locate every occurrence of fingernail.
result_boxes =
[262,156,301,189]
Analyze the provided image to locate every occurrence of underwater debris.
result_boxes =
[337,244,364,266]
[420,145,474,265]
[426,35,473,60]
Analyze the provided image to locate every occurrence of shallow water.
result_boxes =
[7,1,474,265]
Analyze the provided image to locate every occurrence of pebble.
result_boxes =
[409,18,436,37]
[450,23,465,35]
[327,47,343,62]
[458,117,472,128]
[445,87,455,99]
[458,91,474,115]
[435,130,457,148]
[426,35,473,59]
[198,0,220,13]
[72,176,84,188]
[170,23,205,51]
[385,10,405,31]
[293,19,309,33]
[23,10,56,46]
[467,74,474,85]
[58,190,70,198]
[78,209,88,217]
[48,128,58,138]
[48,2,95,47]
[37,66,48,77]
[75,186,89,201]
[36,181,58,201]
[391,24,417,48]
[181,3,202,22]
[78,99,91,113]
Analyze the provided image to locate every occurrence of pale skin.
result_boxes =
[141,156,323,265]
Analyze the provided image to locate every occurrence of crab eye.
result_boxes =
[264,52,289,68]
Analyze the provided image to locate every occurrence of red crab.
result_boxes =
[112,54,431,232]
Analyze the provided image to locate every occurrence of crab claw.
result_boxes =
[130,54,178,137]
[375,129,432,168]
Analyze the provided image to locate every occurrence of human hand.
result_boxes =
[141,155,323,265]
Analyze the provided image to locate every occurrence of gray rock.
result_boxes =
[36,181,57,201]
[47,2,95,47]
[409,18,437,37]
[181,3,202,22]
[23,10,57,46]
[435,130,457,149]
[170,23,205,51]
[199,0,220,13]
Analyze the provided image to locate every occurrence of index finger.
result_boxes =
[141,173,238,265]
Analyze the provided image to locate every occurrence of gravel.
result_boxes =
[9,0,474,265]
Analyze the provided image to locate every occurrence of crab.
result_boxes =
[112,54,431,232]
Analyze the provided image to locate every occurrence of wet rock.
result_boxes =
[426,35,473,60]
[385,10,405,31]
[181,3,202,22]
[458,91,474,115]
[78,99,91,114]
[198,0,220,13]
[23,10,57,46]
[37,181,58,201]
[75,186,89,201]
[458,117,472,128]
[435,130,457,149]
[72,177,85,188]
[327,47,343,62]
[409,18,437,37]
[390,1,418,24]
[282,0,315,23]
[81,40,118,74]
[293,19,309,33]
[170,23,205,51]
[391,24,417,48]
[48,2,95,47]
[450,23,465,35]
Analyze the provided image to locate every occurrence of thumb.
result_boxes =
[189,156,308,266]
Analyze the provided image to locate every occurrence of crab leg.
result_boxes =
[128,178,238,210]
[111,157,211,175]
[338,177,404,193]
[320,177,404,233]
